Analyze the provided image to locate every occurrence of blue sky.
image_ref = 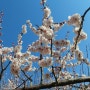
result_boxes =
[0,0,90,49]
[0,0,90,86]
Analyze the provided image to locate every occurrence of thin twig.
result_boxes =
[50,39,58,83]
[0,60,11,80]
[21,69,32,82]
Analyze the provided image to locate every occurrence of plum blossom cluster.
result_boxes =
[0,47,13,62]
[67,13,81,27]
[40,0,47,5]
[53,40,70,47]
[10,60,20,76]
[0,0,90,89]
[7,0,90,79]
[68,13,87,44]
[57,71,73,81]
[39,57,53,67]
[67,13,89,65]
[28,45,51,55]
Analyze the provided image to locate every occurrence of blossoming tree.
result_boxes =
[0,0,90,90]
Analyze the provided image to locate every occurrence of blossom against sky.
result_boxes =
[0,0,90,89]
[0,0,90,50]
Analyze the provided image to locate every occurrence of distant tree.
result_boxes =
[0,0,90,90]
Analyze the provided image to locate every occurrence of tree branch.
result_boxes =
[75,7,90,49]
[0,60,11,80]
[16,77,90,90]
[21,69,32,82]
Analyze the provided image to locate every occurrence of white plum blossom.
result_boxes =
[53,22,65,32]
[79,31,87,40]
[28,55,39,62]
[22,51,30,58]
[38,25,54,39]
[62,53,73,61]
[40,0,47,5]
[60,47,67,52]
[53,40,60,47]
[26,20,30,24]
[39,57,53,67]
[1,0,89,88]
[15,52,22,59]
[73,31,87,43]
[61,60,66,68]
[43,16,53,27]
[39,59,47,67]
[60,71,72,80]
[18,40,23,45]
[18,34,22,40]
[6,55,11,61]
[31,27,39,35]
[32,40,41,46]
[13,45,22,53]
[2,47,13,54]
[39,35,50,44]
[37,46,50,55]
[53,23,61,32]
[26,20,32,28]
[10,61,20,75]
[73,27,80,34]
[75,49,83,61]
[44,7,51,18]
[70,44,76,52]
[20,58,27,65]
[52,51,60,58]
[39,25,47,32]
[23,65,32,72]
[27,46,38,52]
[23,61,32,72]
[53,40,70,47]
[22,24,27,34]
[27,23,40,35]
[43,28,54,39]
[1,55,7,62]
[67,13,81,27]
[46,57,53,66]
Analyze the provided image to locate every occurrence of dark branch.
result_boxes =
[75,7,90,49]
[50,39,58,83]
[16,77,90,90]
[3,61,11,71]
[15,78,29,89]
[21,69,32,82]
[0,60,11,80]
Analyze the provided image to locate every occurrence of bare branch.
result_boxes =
[21,69,32,82]
[0,60,11,80]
